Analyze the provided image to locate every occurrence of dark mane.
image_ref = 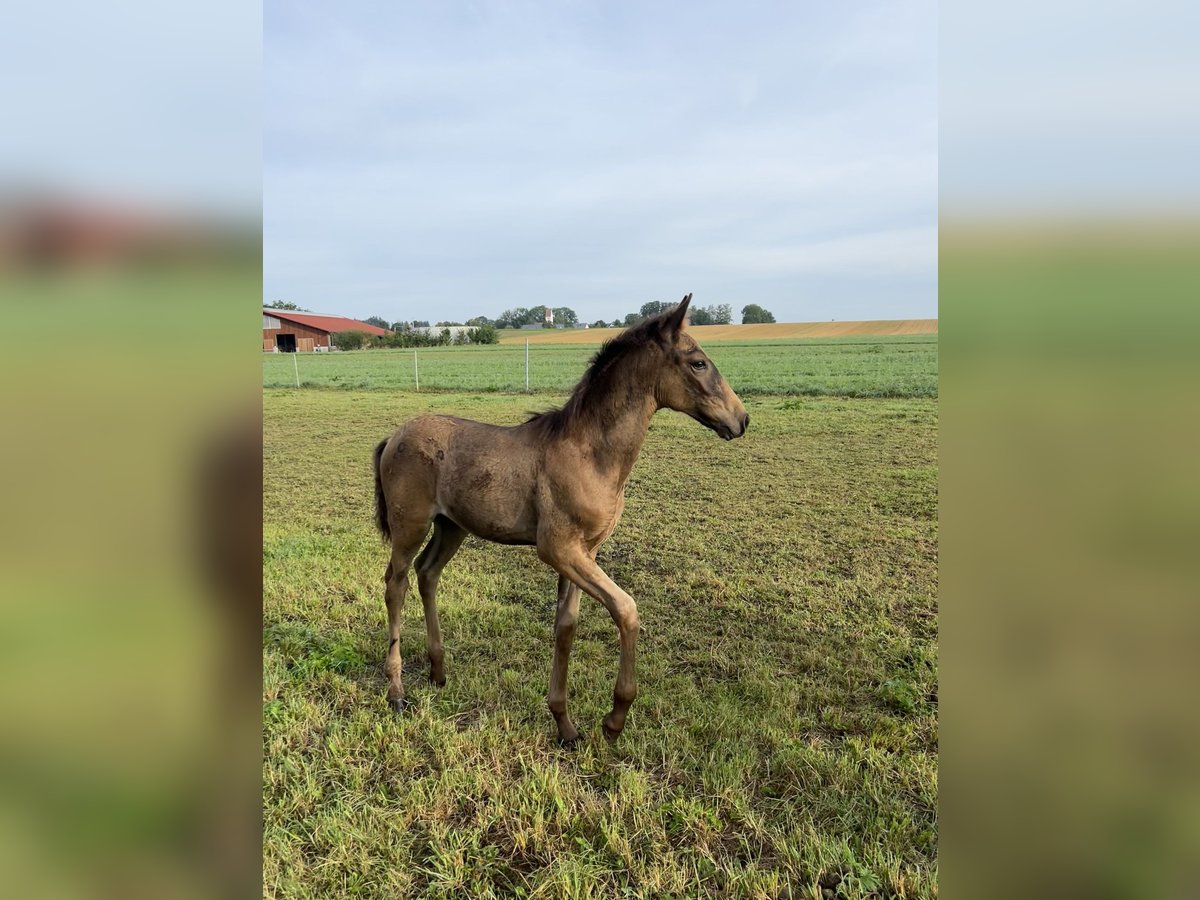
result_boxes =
[524,311,674,437]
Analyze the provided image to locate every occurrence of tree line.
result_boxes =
[422,301,777,330]
[269,298,778,349]
[331,322,500,350]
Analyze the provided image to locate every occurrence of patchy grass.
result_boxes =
[263,335,938,399]
[263,390,938,898]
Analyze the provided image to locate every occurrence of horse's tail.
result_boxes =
[373,438,390,543]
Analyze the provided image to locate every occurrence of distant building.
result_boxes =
[263,309,390,352]
[544,306,554,325]
[412,325,474,339]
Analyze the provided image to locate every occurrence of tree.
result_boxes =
[412,320,430,328]
[741,304,776,324]
[623,312,642,327]
[498,308,528,329]
[590,319,609,329]
[469,324,499,344]
[612,319,624,328]
[435,321,463,327]
[709,303,733,325]
[640,301,669,319]
[364,315,390,329]
[266,300,308,311]
[466,316,493,327]
[331,329,372,351]
[386,329,433,348]
[689,304,733,326]
[552,307,578,326]
[494,307,544,329]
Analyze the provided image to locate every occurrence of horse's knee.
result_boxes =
[547,695,567,717]
[616,606,639,637]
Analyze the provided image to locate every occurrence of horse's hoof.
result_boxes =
[388,697,408,714]
[430,674,446,687]
[601,723,622,744]
[557,733,581,749]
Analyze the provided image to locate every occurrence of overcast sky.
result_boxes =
[264,1,937,324]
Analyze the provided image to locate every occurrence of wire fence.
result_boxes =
[262,337,939,398]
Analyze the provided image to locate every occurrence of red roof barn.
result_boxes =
[263,309,390,352]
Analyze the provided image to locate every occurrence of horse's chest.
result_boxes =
[591,492,626,545]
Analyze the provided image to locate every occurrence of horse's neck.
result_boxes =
[583,386,658,484]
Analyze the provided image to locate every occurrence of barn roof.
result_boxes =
[264,310,391,336]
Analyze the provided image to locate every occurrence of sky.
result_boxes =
[1,0,260,215]
[264,1,937,324]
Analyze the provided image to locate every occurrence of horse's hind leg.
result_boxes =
[383,518,432,713]
[547,573,582,744]
[414,515,468,686]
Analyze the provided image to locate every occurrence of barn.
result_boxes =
[262,309,391,352]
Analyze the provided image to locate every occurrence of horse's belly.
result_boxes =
[442,502,536,545]
[437,458,537,545]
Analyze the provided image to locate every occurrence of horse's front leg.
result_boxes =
[541,545,640,741]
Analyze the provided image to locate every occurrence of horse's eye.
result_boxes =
[690,359,707,371]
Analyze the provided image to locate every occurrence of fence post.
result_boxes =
[414,349,420,391]
[525,339,530,392]
[293,351,299,388]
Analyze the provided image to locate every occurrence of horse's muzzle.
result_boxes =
[715,412,749,441]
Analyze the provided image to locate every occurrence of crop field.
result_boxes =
[263,334,937,399]
[263,345,939,896]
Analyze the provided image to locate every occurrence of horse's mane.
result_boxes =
[524,311,673,437]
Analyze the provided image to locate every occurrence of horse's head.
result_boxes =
[652,294,749,441]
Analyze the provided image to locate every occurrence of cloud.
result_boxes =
[265,1,937,322]
[662,227,938,277]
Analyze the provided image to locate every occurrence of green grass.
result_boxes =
[263,335,937,398]
[263,390,938,898]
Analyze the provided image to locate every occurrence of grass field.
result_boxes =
[499,320,938,345]
[263,386,938,897]
[264,335,937,399]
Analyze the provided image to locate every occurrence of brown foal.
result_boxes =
[371,295,748,742]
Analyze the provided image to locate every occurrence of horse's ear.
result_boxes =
[662,293,691,335]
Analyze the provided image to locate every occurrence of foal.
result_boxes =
[372,295,748,742]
